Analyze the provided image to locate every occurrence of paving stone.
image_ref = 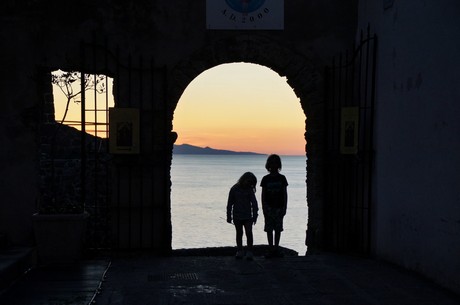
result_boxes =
[1,253,459,305]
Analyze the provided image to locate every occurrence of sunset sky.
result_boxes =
[173,63,306,156]
[53,63,306,156]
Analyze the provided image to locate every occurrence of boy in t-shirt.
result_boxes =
[260,154,288,258]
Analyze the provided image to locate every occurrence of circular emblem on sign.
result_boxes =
[225,0,266,14]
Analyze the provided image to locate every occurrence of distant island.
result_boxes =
[173,144,264,155]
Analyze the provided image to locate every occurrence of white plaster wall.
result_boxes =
[358,0,460,293]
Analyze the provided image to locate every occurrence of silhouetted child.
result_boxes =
[226,172,259,260]
[261,154,288,258]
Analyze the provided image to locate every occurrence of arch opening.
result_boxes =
[170,62,308,254]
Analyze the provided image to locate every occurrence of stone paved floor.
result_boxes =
[1,252,459,305]
[96,253,460,305]
[0,260,109,305]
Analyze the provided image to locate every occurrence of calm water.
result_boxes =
[171,155,308,255]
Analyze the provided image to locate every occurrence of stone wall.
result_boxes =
[0,1,359,250]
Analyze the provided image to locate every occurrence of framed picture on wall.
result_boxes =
[340,107,359,155]
[109,108,140,154]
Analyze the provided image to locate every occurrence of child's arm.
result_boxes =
[251,192,258,224]
[282,186,288,216]
[261,187,267,215]
[226,189,233,223]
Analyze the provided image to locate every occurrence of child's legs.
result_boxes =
[273,211,284,247]
[266,231,274,246]
[234,220,244,249]
[265,207,285,247]
[242,220,253,248]
[264,208,276,246]
[274,231,281,247]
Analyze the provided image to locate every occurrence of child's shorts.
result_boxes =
[264,206,284,232]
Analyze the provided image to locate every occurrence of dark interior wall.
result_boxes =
[0,0,358,249]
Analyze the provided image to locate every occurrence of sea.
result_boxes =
[171,154,308,255]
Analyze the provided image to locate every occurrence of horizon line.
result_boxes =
[174,143,306,157]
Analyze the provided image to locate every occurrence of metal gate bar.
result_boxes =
[66,37,173,251]
[79,40,113,250]
[324,25,377,254]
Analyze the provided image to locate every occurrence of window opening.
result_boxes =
[39,70,114,248]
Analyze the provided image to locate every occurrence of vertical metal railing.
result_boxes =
[78,40,113,250]
[324,25,377,255]
[75,39,172,251]
[80,63,87,211]
[108,45,165,250]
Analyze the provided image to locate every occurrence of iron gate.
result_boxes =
[44,39,171,251]
[78,41,171,251]
[324,26,377,255]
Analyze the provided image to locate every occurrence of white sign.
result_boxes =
[207,0,284,30]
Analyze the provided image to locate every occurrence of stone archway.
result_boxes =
[168,35,326,252]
